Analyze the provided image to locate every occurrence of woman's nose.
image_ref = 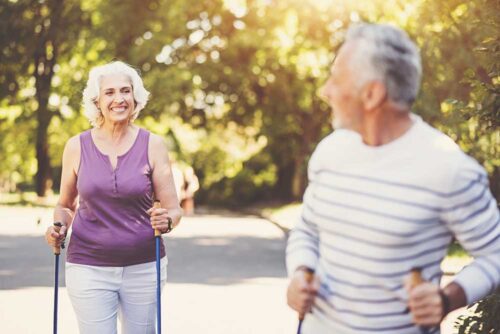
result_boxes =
[114,95,125,103]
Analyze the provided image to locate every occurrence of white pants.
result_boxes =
[66,258,167,334]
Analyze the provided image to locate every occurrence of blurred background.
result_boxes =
[0,0,498,207]
[1,1,499,333]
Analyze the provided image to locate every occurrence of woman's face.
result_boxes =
[96,74,135,125]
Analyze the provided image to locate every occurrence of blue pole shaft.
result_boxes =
[296,270,314,334]
[53,253,59,334]
[156,236,161,334]
[296,319,303,334]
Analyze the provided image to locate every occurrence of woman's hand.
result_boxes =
[148,206,173,234]
[45,223,67,249]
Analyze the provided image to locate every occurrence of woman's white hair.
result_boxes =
[82,61,150,127]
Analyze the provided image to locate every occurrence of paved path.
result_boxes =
[0,205,467,333]
[0,206,296,333]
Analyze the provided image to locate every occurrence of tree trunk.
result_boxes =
[274,161,294,200]
[33,1,62,197]
[291,154,305,200]
[34,60,55,197]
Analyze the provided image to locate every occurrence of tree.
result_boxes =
[412,0,499,200]
[0,0,89,196]
[1,0,497,204]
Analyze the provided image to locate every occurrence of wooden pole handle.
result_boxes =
[409,267,424,289]
[298,270,315,321]
[153,201,162,237]
[52,222,64,255]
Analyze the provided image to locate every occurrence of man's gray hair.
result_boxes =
[345,23,422,106]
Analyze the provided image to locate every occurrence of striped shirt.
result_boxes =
[286,115,500,334]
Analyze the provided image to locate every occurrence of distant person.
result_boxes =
[286,23,500,333]
[44,61,182,333]
[181,165,199,215]
[170,158,185,204]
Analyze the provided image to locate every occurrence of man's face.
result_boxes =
[320,42,364,131]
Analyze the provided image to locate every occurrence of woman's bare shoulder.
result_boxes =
[66,134,82,152]
[148,132,168,150]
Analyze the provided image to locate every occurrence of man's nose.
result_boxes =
[318,85,329,102]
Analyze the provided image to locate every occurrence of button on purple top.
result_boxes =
[67,128,165,266]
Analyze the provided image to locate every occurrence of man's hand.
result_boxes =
[287,268,319,316]
[404,278,444,326]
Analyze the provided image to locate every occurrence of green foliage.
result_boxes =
[197,150,277,206]
[0,0,498,203]
[455,288,500,334]
[413,0,500,199]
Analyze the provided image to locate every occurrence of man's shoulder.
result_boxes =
[415,119,464,158]
[415,119,485,177]
[315,129,358,152]
[309,130,358,170]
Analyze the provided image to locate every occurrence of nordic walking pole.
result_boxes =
[52,222,64,334]
[408,268,431,334]
[408,267,424,288]
[297,270,314,334]
[153,201,162,334]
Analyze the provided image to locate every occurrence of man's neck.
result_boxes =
[359,108,413,147]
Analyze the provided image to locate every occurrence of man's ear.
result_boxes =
[361,80,387,111]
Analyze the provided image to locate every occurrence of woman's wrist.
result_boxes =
[162,217,173,234]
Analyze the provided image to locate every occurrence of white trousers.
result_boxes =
[66,258,167,334]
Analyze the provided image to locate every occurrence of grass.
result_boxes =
[447,242,470,258]
[261,201,301,217]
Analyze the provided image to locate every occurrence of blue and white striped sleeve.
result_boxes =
[441,156,500,304]
[286,183,320,276]
[286,150,322,277]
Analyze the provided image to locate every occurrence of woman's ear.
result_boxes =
[361,80,387,112]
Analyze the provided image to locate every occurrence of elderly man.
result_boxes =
[286,23,500,334]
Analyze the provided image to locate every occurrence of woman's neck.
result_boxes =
[96,122,135,144]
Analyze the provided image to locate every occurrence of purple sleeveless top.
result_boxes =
[67,128,166,266]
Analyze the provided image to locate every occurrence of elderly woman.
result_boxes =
[45,61,182,333]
